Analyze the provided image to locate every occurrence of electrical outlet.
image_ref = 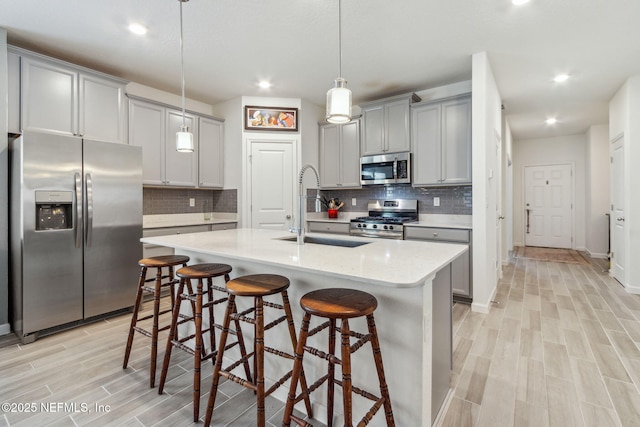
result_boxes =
[433,197,440,207]
[189,198,195,207]
[352,198,357,206]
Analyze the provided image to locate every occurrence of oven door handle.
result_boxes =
[393,156,398,181]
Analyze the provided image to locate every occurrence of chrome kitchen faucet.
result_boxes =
[290,164,322,245]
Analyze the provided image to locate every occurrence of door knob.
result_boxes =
[617,217,625,222]
[498,215,505,220]
[286,214,292,219]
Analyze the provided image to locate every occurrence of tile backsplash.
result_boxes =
[143,188,237,215]
[309,184,472,215]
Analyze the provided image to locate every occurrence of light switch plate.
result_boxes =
[189,198,195,207]
[352,198,357,206]
[434,197,440,207]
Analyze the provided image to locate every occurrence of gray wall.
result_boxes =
[1,29,10,334]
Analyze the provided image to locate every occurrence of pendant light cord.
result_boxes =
[338,0,343,80]
[179,0,186,127]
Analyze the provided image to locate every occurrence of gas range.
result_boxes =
[350,199,418,239]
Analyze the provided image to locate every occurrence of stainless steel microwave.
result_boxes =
[360,152,411,185]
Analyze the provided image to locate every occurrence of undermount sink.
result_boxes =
[278,235,370,248]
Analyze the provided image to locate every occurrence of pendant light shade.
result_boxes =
[176,0,194,153]
[176,125,193,152]
[326,78,351,124]
[326,0,352,124]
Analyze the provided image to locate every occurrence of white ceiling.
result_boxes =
[2,0,639,140]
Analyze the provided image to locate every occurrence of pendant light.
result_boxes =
[176,0,194,152]
[326,0,352,124]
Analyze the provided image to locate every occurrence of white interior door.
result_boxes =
[249,140,295,230]
[611,136,625,283]
[524,164,573,248]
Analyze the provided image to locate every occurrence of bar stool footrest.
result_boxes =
[263,315,287,331]
[294,374,329,405]
[219,370,257,391]
[289,414,313,427]
[264,346,294,360]
[303,345,342,364]
[307,320,331,338]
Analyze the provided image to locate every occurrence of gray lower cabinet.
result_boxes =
[431,264,452,425]
[405,226,472,301]
[307,221,350,235]
[142,223,237,258]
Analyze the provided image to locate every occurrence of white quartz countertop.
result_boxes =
[143,213,238,229]
[141,228,468,288]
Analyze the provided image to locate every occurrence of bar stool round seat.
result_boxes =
[123,254,190,388]
[283,288,395,427]
[300,288,378,319]
[204,274,312,427]
[158,263,252,423]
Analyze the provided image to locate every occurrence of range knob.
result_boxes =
[383,225,388,230]
[389,225,394,230]
[373,224,377,229]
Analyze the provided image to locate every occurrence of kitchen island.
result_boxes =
[141,228,468,426]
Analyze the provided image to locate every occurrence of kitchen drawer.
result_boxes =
[308,221,350,235]
[210,222,237,231]
[143,224,211,237]
[404,226,470,243]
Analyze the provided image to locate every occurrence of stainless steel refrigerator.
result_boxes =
[10,130,142,343]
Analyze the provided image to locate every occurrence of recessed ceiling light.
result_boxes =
[553,74,570,83]
[545,118,557,125]
[512,0,530,5]
[258,81,272,89]
[128,23,148,36]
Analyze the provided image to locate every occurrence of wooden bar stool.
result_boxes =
[283,288,395,427]
[158,263,252,422]
[123,254,189,388]
[204,274,313,427]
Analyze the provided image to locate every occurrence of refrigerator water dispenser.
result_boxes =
[35,191,73,230]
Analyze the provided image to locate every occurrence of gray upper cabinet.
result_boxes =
[8,51,20,134]
[129,96,222,189]
[165,109,198,187]
[412,94,472,186]
[129,98,165,186]
[129,98,198,187]
[319,119,361,188]
[198,116,224,188]
[16,49,127,143]
[360,93,419,156]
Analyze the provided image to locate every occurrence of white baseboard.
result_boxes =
[625,284,640,295]
[586,250,608,259]
[0,323,10,336]
[471,286,497,314]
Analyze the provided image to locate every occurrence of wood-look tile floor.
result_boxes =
[2,255,640,426]
[0,299,320,427]
[440,256,640,427]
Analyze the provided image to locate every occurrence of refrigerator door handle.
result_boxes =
[85,173,94,247]
[75,172,82,248]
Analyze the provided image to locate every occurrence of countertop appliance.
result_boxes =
[360,152,410,185]
[10,130,142,343]
[350,199,418,239]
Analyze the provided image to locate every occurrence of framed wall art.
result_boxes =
[244,106,298,131]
